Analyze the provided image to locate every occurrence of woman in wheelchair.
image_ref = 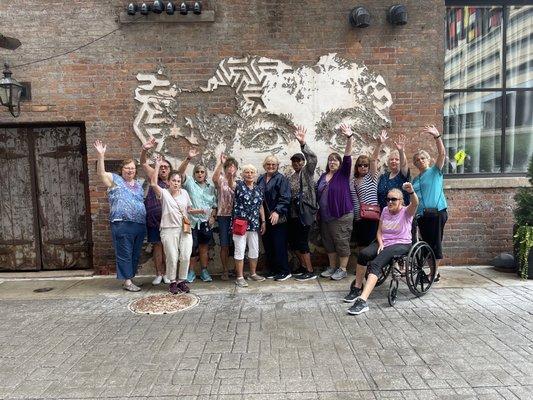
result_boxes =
[345,182,419,315]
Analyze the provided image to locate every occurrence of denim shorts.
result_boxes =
[146,226,161,243]
[192,221,214,256]
[217,216,232,247]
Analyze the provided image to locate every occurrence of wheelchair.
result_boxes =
[349,221,437,307]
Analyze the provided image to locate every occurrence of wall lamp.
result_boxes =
[126,1,202,15]
[0,63,23,117]
[387,5,407,25]
[349,6,370,28]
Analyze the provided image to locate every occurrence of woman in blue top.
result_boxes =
[377,134,410,210]
[94,140,147,292]
[412,125,448,281]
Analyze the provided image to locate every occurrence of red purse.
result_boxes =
[232,218,248,236]
[360,203,381,221]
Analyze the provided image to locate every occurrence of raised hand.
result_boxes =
[188,148,199,159]
[402,182,414,193]
[339,123,353,138]
[422,125,440,138]
[394,134,406,151]
[154,153,163,166]
[93,140,106,155]
[379,130,389,144]
[294,125,307,144]
[142,136,157,150]
[220,153,227,164]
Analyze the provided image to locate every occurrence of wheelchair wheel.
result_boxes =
[388,278,398,306]
[405,241,436,297]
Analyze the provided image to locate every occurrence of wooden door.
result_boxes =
[33,126,91,270]
[0,124,91,271]
[0,127,41,270]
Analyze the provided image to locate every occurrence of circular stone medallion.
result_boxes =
[128,293,199,315]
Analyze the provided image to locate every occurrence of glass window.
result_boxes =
[445,7,502,89]
[444,2,533,175]
[444,92,502,174]
[506,6,533,88]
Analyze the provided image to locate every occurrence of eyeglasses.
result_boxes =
[386,197,400,202]
[122,167,136,170]
[159,165,170,169]
[195,171,205,174]
[357,164,369,168]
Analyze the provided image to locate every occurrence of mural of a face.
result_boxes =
[134,53,393,176]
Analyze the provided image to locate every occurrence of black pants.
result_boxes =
[357,242,411,277]
[262,221,289,274]
[417,209,448,259]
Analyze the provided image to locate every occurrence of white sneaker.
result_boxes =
[152,275,163,285]
[162,275,171,284]
[320,266,337,278]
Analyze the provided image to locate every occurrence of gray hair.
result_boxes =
[412,149,431,164]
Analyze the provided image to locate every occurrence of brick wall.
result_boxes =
[0,0,519,271]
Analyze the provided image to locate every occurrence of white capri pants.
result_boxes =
[233,231,259,260]
[160,227,193,281]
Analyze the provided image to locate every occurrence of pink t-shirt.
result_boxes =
[381,207,413,248]
[217,174,235,217]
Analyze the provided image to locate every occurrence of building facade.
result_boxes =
[0,0,531,273]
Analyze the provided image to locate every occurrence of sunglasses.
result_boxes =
[195,170,206,174]
[357,164,369,168]
[387,197,400,202]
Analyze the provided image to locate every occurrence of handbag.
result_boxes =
[176,202,191,234]
[232,217,248,236]
[360,203,381,221]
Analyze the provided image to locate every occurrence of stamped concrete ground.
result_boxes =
[0,266,532,400]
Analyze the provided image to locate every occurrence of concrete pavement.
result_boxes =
[0,266,532,399]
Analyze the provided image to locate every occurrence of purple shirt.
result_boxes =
[316,155,354,219]
[145,179,169,228]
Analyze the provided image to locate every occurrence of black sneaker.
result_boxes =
[295,272,317,281]
[274,272,292,281]
[292,267,307,277]
[264,271,276,279]
[343,287,362,303]
[433,273,441,283]
[347,298,369,315]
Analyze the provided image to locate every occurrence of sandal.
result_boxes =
[221,271,229,281]
[123,282,141,292]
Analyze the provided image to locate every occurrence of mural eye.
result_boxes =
[242,128,289,153]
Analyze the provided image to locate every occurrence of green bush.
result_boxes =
[514,156,533,278]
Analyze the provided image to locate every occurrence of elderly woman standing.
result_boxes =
[94,140,146,292]
[150,156,202,294]
[412,125,448,281]
[140,137,172,285]
[351,131,387,249]
[317,124,354,281]
[232,164,267,287]
[257,155,291,281]
[177,148,218,283]
[377,134,410,210]
[346,183,419,314]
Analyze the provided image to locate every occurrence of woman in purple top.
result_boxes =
[344,182,419,315]
[316,123,354,281]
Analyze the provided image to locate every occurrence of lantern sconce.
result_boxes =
[349,6,371,28]
[387,5,407,26]
[0,63,23,117]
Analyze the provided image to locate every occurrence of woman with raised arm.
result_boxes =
[287,125,318,281]
[316,124,354,281]
[232,164,267,287]
[412,125,448,282]
[93,140,146,292]
[150,155,203,294]
[377,134,411,210]
[177,148,218,283]
[351,130,387,251]
[346,182,419,315]
[212,153,238,281]
[140,137,172,285]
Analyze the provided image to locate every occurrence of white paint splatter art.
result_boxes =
[134,53,393,175]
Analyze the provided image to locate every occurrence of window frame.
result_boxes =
[444,0,532,178]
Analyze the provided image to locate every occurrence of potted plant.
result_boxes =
[514,156,533,279]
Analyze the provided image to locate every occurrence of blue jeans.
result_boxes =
[110,221,147,280]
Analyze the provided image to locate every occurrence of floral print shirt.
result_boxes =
[108,173,146,224]
[232,180,264,232]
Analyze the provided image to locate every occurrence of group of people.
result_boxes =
[94,122,448,315]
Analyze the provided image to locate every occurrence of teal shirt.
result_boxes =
[412,165,447,216]
[183,175,217,228]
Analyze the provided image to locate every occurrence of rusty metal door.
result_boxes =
[0,127,41,270]
[0,125,91,271]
